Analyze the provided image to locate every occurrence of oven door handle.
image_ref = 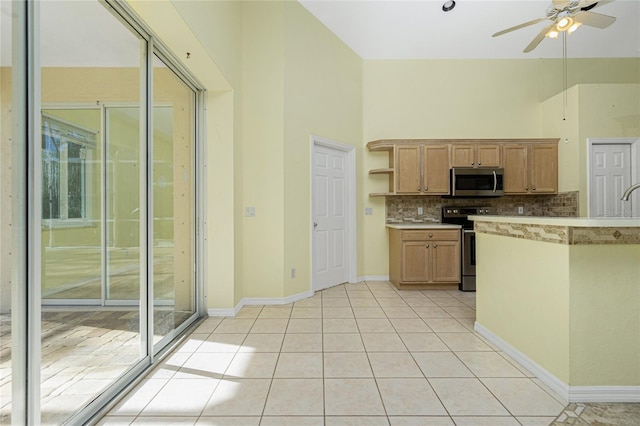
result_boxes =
[492,170,497,193]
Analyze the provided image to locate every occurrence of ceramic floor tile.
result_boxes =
[412,306,451,318]
[361,333,407,352]
[263,378,324,416]
[322,307,355,318]
[367,282,395,290]
[368,352,423,377]
[294,297,322,307]
[321,298,352,308]
[323,352,373,378]
[323,333,365,352]
[233,306,263,319]
[399,333,450,352]
[348,297,381,307]
[259,416,324,426]
[280,333,323,352]
[389,318,431,333]
[131,417,197,425]
[224,352,278,378]
[198,334,247,353]
[403,298,438,307]
[250,319,289,334]
[196,417,261,425]
[322,318,359,333]
[274,352,323,378]
[377,378,447,415]
[175,334,207,353]
[412,352,474,378]
[388,417,454,426]
[201,378,271,416]
[437,332,493,352]
[213,319,255,334]
[376,298,409,308]
[258,306,292,319]
[324,378,385,416]
[325,416,390,425]
[481,378,566,416]
[442,306,476,318]
[176,352,235,379]
[423,318,468,333]
[451,417,520,425]
[429,378,509,416]
[456,351,525,378]
[286,318,322,333]
[108,379,168,416]
[141,378,218,416]
[429,296,468,307]
[356,318,396,333]
[455,316,476,331]
[380,307,419,319]
[238,333,284,353]
[352,306,387,318]
[290,307,322,318]
[516,417,558,426]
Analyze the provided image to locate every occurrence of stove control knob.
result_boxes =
[453,209,458,214]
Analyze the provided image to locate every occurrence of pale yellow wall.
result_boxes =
[569,244,640,386]
[0,67,12,311]
[240,1,286,298]
[475,233,571,383]
[282,1,362,295]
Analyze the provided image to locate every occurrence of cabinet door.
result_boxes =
[530,144,558,193]
[477,145,501,167]
[431,240,460,283]
[402,241,430,282]
[450,145,474,167]
[423,145,450,194]
[395,145,422,193]
[503,144,529,194]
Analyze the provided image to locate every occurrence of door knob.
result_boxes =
[313,222,318,228]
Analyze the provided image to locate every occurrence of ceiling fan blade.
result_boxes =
[574,10,617,28]
[523,23,556,53]
[492,17,547,37]
[580,0,615,11]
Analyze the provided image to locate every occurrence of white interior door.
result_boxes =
[590,143,632,217]
[313,144,349,291]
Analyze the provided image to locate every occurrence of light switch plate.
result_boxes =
[365,207,373,215]
[245,206,256,217]
[418,207,423,215]
[518,206,524,215]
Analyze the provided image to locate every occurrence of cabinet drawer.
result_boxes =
[401,230,459,241]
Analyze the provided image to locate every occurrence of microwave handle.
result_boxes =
[492,170,497,193]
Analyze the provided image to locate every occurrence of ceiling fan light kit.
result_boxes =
[492,0,617,52]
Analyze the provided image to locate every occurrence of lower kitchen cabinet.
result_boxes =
[388,228,461,290]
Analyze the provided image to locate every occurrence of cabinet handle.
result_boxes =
[429,233,433,237]
[434,244,437,248]
[425,244,430,248]
[478,162,482,166]
[525,186,529,190]
[532,186,536,190]
[417,187,422,191]
[471,162,474,165]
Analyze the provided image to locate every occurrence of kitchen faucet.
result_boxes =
[621,183,640,201]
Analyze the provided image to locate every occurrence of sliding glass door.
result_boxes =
[5,0,203,424]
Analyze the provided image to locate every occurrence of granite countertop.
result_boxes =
[385,223,462,230]
[469,215,640,228]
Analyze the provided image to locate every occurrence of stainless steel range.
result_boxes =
[441,206,493,291]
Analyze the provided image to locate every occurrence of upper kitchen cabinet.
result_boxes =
[450,144,501,168]
[503,141,558,194]
[396,144,450,195]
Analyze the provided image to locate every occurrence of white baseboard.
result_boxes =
[357,275,389,282]
[475,321,640,403]
[207,290,314,317]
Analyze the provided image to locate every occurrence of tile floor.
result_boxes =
[99,281,575,425]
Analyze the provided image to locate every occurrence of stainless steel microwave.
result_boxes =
[449,167,504,197]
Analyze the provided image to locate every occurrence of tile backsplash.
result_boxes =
[385,191,579,223]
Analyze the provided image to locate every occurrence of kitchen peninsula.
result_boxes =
[471,215,640,402]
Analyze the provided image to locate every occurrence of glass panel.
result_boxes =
[1,1,14,423]
[105,107,141,301]
[39,1,143,424]
[152,55,196,345]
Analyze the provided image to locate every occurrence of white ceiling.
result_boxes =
[299,0,640,59]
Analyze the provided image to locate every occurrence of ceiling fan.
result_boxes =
[492,0,617,53]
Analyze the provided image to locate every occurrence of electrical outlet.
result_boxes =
[365,207,373,216]
[290,268,296,278]
[245,206,256,217]
[418,207,423,215]
[518,206,524,215]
